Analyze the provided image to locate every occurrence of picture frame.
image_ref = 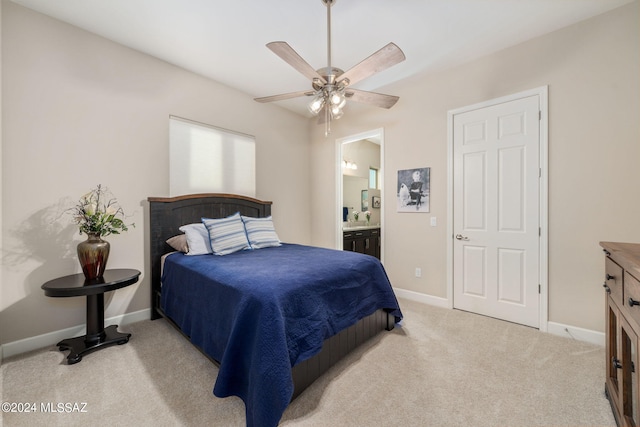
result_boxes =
[372,196,381,208]
[397,167,430,212]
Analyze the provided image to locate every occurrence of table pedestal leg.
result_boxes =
[85,293,105,344]
[57,293,131,364]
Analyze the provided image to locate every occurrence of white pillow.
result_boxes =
[202,212,251,256]
[178,223,212,255]
[242,216,281,249]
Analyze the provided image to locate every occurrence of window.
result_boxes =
[169,116,255,197]
[369,168,379,189]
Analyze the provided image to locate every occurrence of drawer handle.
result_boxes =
[613,357,622,370]
[603,283,611,294]
[629,298,640,308]
[606,274,616,280]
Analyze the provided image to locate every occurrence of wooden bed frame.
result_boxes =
[147,193,394,400]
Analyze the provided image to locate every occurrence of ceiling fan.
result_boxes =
[254,0,406,135]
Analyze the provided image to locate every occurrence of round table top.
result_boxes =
[41,269,141,297]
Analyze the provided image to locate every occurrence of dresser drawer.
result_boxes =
[625,272,640,327]
[605,257,624,305]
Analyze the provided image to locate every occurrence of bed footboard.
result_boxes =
[291,309,394,400]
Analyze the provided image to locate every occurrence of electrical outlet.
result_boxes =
[415,268,422,278]
[430,217,437,227]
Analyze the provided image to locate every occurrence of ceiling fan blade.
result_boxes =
[346,89,400,109]
[254,90,314,103]
[337,42,405,87]
[267,42,327,84]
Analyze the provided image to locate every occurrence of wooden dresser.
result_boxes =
[601,242,640,426]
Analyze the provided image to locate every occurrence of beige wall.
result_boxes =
[310,2,640,332]
[0,1,311,345]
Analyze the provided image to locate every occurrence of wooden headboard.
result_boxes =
[147,193,272,319]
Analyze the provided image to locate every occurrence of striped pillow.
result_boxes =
[202,213,251,256]
[242,216,281,249]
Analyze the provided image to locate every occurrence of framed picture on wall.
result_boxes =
[397,167,430,212]
[372,196,381,208]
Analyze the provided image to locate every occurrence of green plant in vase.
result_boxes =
[69,185,134,280]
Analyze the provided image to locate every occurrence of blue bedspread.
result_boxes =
[161,243,402,427]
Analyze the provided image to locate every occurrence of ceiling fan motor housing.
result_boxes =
[313,67,347,89]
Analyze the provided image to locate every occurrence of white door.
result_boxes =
[452,95,540,328]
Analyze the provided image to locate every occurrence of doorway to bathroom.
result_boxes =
[336,128,384,260]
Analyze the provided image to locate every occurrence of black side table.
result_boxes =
[42,268,141,364]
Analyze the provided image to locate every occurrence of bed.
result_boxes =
[148,193,402,427]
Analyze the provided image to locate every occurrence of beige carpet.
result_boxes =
[1,298,615,426]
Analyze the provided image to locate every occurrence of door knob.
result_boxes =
[455,234,469,241]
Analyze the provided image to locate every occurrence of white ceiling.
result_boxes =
[11,0,634,117]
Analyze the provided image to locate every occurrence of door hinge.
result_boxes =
[539,227,541,236]
[539,110,542,120]
[539,284,541,294]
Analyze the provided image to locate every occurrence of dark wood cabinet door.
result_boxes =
[343,229,380,260]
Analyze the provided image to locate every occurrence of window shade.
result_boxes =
[169,116,255,197]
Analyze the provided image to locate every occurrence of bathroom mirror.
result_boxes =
[343,175,367,220]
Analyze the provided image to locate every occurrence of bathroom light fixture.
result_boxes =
[342,160,357,170]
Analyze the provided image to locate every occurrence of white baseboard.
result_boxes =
[393,287,604,347]
[393,287,452,309]
[546,321,605,347]
[1,308,151,361]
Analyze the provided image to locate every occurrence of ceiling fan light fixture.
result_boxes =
[330,105,344,119]
[308,95,325,115]
[329,91,345,107]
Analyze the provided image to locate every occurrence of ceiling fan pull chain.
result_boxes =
[325,98,331,136]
